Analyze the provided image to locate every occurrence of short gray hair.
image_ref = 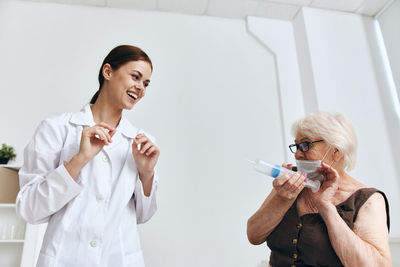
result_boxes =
[291,112,357,170]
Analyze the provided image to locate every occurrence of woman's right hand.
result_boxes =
[273,165,306,200]
[65,122,116,179]
[77,122,116,161]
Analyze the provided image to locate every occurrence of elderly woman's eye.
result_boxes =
[132,75,139,80]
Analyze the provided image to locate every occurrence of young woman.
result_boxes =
[17,45,160,267]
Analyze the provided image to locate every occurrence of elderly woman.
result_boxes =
[247,112,392,267]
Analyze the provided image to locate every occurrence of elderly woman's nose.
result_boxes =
[295,149,304,159]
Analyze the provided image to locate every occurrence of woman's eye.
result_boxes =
[132,75,138,80]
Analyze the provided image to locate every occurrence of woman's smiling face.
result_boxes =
[106,60,152,110]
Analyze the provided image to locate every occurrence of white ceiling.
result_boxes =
[19,0,394,20]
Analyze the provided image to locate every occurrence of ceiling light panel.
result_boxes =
[206,0,259,18]
[311,0,365,12]
[107,0,156,9]
[158,0,209,15]
[255,2,300,20]
[55,0,106,6]
[259,0,313,6]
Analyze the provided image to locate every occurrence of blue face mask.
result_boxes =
[296,147,331,181]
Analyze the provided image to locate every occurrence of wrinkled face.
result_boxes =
[294,133,329,161]
[107,60,152,110]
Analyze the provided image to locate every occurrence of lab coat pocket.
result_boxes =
[125,250,145,267]
[36,251,56,267]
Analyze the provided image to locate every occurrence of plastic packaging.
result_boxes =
[247,159,320,192]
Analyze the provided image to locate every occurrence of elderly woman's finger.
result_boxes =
[294,173,306,188]
[318,162,340,181]
[273,173,291,187]
[281,163,293,171]
[285,172,303,192]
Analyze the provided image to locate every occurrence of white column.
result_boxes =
[247,16,305,162]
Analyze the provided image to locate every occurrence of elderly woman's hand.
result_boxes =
[312,162,340,211]
[273,166,306,200]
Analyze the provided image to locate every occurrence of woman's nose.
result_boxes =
[295,149,305,160]
[135,82,144,91]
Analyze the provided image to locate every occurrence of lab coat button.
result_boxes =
[102,156,108,162]
[96,195,104,201]
[90,240,98,247]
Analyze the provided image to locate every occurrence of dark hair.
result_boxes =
[90,45,153,104]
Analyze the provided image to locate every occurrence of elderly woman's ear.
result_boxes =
[332,148,343,164]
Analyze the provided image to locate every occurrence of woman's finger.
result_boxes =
[273,173,291,187]
[145,146,158,156]
[140,142,152,154]
[109,129,117,139]
[99,127,112,143]
[132,141,140,155]
[92,126,113,142]
[136,133,145,138]
[293,173,306,188]
[281,163,293,170]
[135,136,149,145]
[97,122,115,132]
[94,128,110,143]
[285,172,302,193]
[92,128,109,145]
[318,162,340,182]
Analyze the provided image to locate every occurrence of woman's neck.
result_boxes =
[91,92,122,129]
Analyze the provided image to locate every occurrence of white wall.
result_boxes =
[0,1,282,266]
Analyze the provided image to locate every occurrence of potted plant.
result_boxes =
[0,143,16,164]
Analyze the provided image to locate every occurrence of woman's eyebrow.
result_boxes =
[132,70,150,83]
[131,70,143,77]
[295,138,309,143]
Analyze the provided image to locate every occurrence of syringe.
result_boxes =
[247,158,320,192]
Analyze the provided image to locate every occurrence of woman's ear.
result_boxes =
[333,148,343,162]
[102,63,112,81]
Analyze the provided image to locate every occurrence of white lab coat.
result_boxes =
[16,104,158,267]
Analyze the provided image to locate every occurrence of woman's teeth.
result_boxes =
[127,92,138,100]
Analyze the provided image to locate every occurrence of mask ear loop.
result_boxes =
[318,147,334,179]
[321,146,336,168]
[328,159,335,168]
[328,148,339,168]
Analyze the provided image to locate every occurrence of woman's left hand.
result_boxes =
[312,162,340,211]
[132,134,160,180]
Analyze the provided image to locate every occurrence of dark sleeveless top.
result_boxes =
[266,188,390,267]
